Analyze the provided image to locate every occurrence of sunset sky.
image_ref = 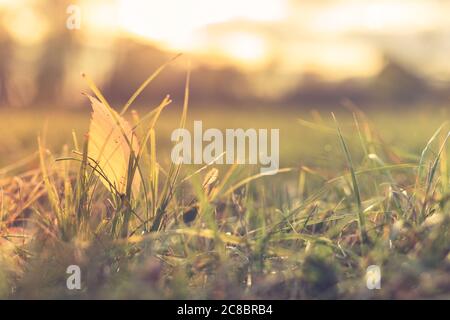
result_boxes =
[2,0,450,82]
[111,0,450,82]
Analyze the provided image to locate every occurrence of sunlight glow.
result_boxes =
[82,1,118,33]
[282,41,384,80]
[4,7,48,45]
[312,1,439,34]
[1,0,446,80]
[219,33,268,68]
[116,0,287,51]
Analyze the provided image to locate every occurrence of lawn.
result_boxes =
[0,103,449,299]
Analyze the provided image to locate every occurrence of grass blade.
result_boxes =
[332,113,368,246]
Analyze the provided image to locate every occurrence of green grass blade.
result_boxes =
[332,113,368,246]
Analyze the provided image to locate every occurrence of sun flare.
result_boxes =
[117,0,286,60]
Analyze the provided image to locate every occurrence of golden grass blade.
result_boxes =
[223,168,293,197]
[38,137,62,221]
[179,61,191,130]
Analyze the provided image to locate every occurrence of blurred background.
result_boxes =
[1,0,450,108]
[0,0,449,165]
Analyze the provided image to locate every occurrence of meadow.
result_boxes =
[0,91,449,299]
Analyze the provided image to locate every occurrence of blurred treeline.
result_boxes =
[1,1,449,110]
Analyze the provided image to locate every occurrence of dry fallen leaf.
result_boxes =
[87,95,141,196]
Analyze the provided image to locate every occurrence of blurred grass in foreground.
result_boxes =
[0,104,448,299]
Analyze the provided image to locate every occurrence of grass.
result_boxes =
[0,71,449,299]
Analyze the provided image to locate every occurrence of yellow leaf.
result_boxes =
[87,95,141,196]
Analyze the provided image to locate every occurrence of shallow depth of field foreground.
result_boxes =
[0,71,449,299]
